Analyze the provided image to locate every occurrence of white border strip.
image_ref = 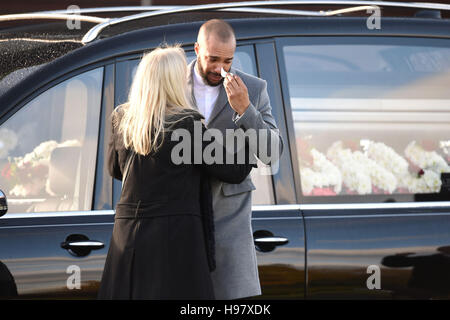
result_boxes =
[2,210,114,219]
[2,201,449,219]
[252,201,450,211]
[305,212,450,219]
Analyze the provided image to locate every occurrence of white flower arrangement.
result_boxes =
[8,139,81,197]
[405,141,450,174]
[14,139,80,169]
[352,151,398,194]
[403,169,442,194]
[300,167,319,195]
[440,140,449,158]
[360,139,443,194]
[299,148,342,194]
[362,140,410,178]
[15,140,59,168]
[326,141,372,195]
[300,138,448,196]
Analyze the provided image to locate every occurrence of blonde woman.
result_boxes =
[97,45,254,300]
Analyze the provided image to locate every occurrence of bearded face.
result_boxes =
[194,35,235,87]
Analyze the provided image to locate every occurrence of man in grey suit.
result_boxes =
[188,19,282,300]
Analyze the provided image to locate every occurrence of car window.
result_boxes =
[0,68,103,213]
[186,46,273,205]
[114,45,274,205]
[115,59,139,107]
[278,37,450,203]
[185,44,257,76]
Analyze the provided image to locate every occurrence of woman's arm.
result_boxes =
[191,119,257,184]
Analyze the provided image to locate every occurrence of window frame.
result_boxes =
[111,43,277,206]
[0,64,107,214]
[275,35,450,204]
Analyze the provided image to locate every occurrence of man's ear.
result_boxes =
[194,42,199,56]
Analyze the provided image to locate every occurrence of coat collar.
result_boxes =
[187,60,232,126]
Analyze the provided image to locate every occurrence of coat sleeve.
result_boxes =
[187,118,257,184]
[107,113,123,181]
[232,79,283,166]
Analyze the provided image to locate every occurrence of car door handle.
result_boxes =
[61,240,104,250]
[254,237,289,246]
[61,234,105,257]
[253,230,289,252]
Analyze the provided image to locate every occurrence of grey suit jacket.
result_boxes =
[187,60,282,299]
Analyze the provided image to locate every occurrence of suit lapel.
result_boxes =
[206,86,228,126]
[187,60,198,111]
[187,60,232,126]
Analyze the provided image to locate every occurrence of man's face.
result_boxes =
[195,35,235,87]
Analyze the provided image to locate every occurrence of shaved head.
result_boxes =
[197,19,236,46]
[195,19,236,86]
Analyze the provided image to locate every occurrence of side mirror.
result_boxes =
[0,189,7,217]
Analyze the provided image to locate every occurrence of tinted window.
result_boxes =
[185,44,257,76]
[278,37,450,203]
[114,45,274,205]
[0,68,103,213]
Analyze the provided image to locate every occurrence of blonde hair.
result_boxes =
[116,45,194,155]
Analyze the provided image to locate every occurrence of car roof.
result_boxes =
[1,2,450,76]
[1,1,450,120]
[1,1,450,80]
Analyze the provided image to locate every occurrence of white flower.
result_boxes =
[403,169,442,193]
[405,141,450,174]
[422,170,442,192]
[16,140,58,168]
[440,140,449,156]
[321,139,447,195]
[300,167,315,194]
[15,139,81,168]
[300,148,342,194]
[58,139,81,148]
[364,140,409,178]
[353,151,398,194]
[327,141,372,194]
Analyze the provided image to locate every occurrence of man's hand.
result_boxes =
[223,74,250,116]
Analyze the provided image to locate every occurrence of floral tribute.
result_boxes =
[299,137,449,196]
[1,132,80,198]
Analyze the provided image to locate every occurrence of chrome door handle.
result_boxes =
[61,234,105,257]
[253,230,289,252]
[61,240,104,250]
[254,237,289,246]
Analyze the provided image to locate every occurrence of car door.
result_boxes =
[276,35,450,299]
[113,43,306,299]
[0,65,115,299]
[250,41,305,299]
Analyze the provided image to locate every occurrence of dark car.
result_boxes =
[0,1,450,299]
